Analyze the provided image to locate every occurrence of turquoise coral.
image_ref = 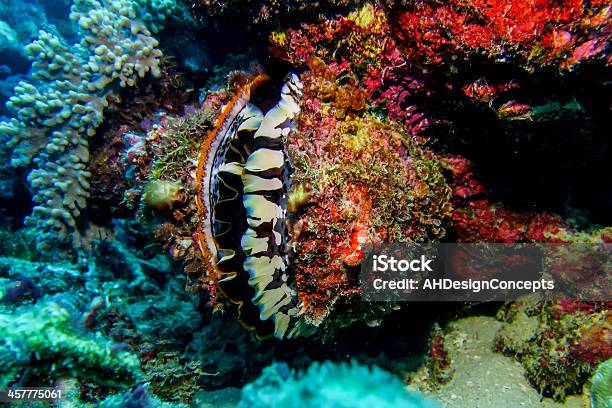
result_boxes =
[0,300,141,388]
[592,358,611,408]
[134,0,178,33]
[97,384,188,408]
[238,361,440,408]
[0,0,166,250]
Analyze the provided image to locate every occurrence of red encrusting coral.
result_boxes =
[451,199,571,243]
[569,315,612,363]
[392,0,611,69]
[439,154,572,243]
[427,324,453,385]
[287,59,452,327]
[270,5,435,137]
[549,301,612,319]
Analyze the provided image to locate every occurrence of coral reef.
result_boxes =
[143,58,452,337]
[390,0,611,70]
[495,296,612,400]
[238,361,440,408]
[288,58,451,330]
[269,3,430,137]
[271,2,609,215]
[0,220,442,404]
[144,1,609,343]
[0,300,141,388]
[0,0,609,405]
[0,220,203,404]
[0,0,167,251]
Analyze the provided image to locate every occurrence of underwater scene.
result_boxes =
[0,0,610,407]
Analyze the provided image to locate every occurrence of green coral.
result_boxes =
[592,359,612,408]
[238,361,440,408]
[0,0,167,251]
[0,301,141,388]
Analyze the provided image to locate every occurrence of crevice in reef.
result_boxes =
[424,60,610,225]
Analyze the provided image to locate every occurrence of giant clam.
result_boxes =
[195,74,307,339]
[194,67,453,340]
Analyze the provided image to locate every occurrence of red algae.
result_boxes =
[287,59,452,327]
[393,0,611,70]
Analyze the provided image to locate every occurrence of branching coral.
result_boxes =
[0,0,167,251]
[0,300,141,388]
[238,361,440,408]
[134,0,178,33]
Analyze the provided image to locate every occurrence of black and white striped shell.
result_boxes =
[196,74,306,339]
